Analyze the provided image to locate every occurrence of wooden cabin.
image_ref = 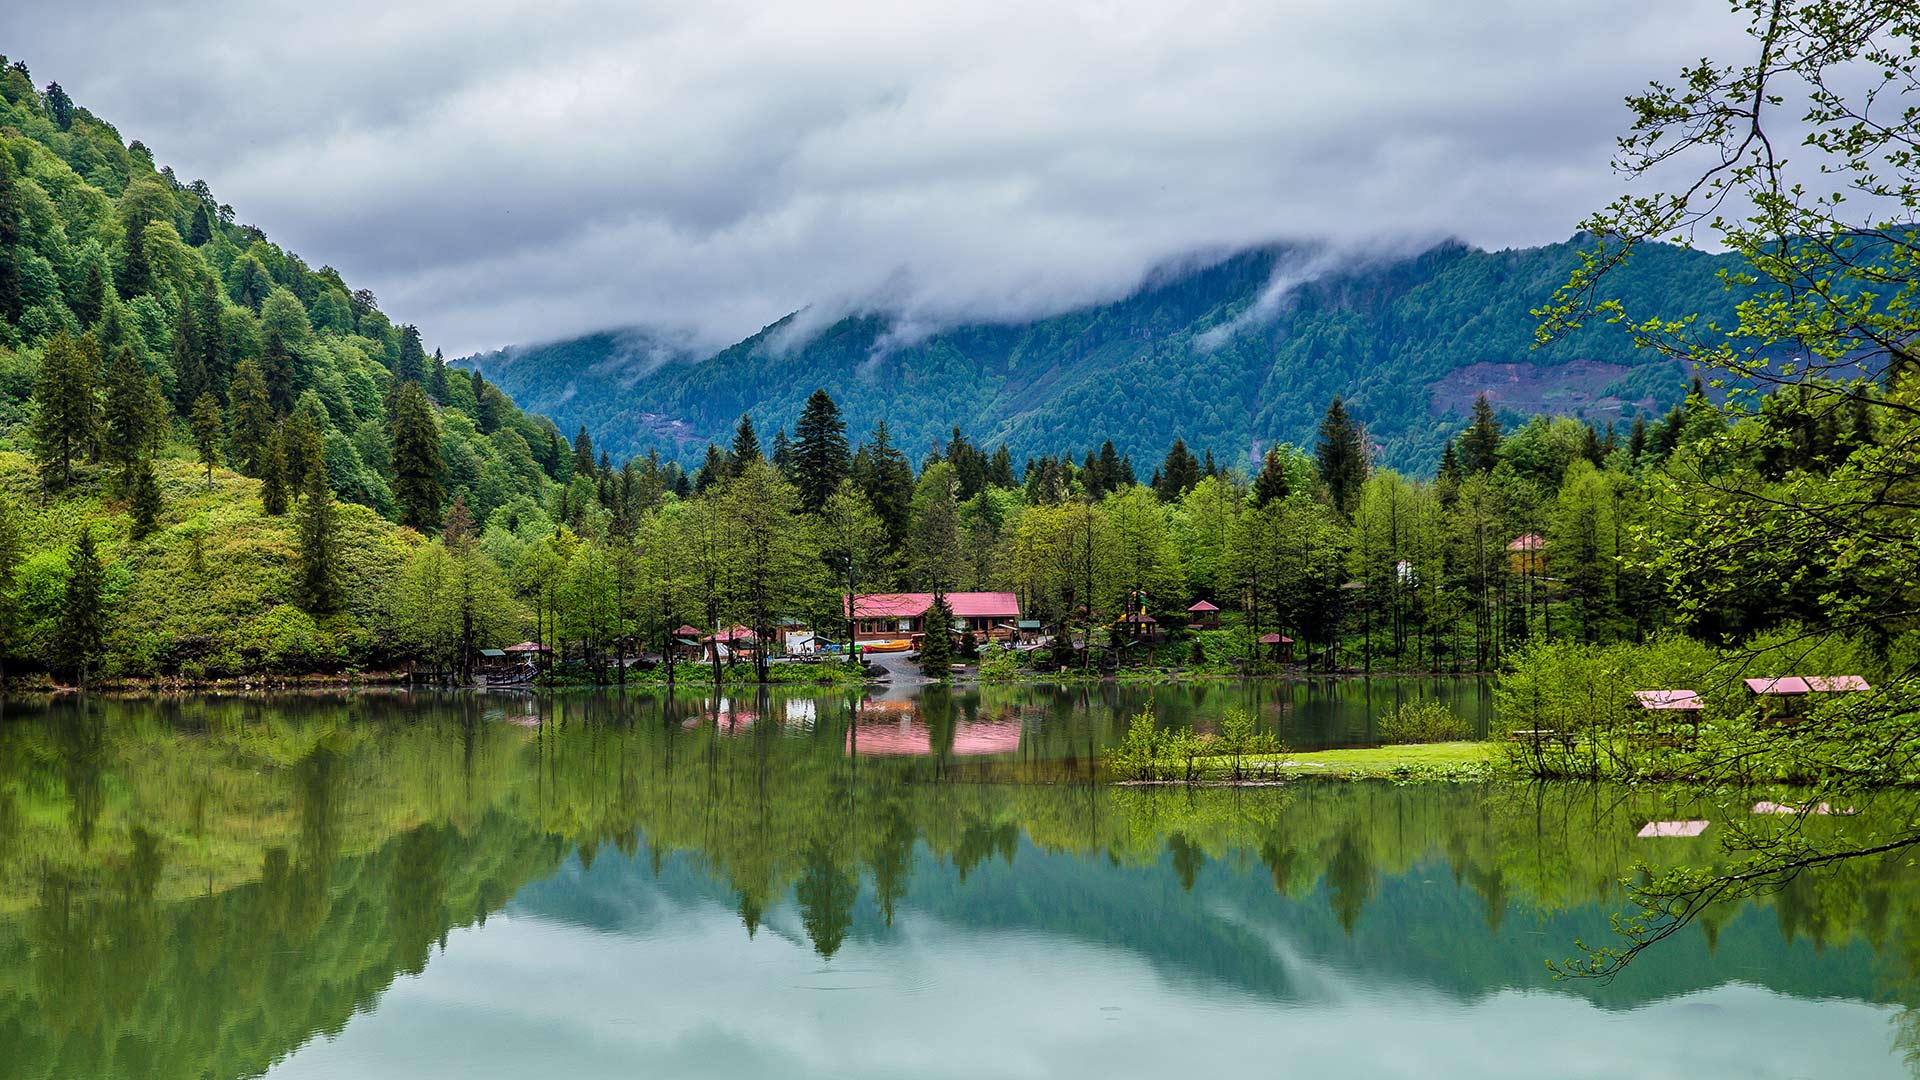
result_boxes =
[844,592,1022,642]
[1258,632,1295,662]
[1507,534,1546,575]
[1187,600,1220,629]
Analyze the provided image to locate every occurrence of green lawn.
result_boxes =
[1231,741,1500,779]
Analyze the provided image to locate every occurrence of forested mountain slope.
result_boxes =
[467,239,1744,472]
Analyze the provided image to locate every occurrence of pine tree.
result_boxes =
[791,388,851,513]
[0,148,21,324]
[853,419,915,555]
[1461,393,1502,473]
[696,443,728,493]
[261,329,297,413]
[72,258,105,328]
[295,459,339,612]
[191,393,223,488]
[282,406,323,496]
[1252,447,1290,507]
[102,345,165,489]
[195,279,227,391]
[260,427,289,516]
[114,217,152,299]
[128,458,162,539]
[390,381,444,528]
[1201,449,1219,479]
[1315,396,1368,516]
[729,414,762,472]
[471,368,499,433]
[1627,416,1649,463]
[29,331,98,491]
[988,443,1016,488]
[1098,440,1123,491]
[918,595,955,680]
[228,358,276,476]
[770,428,794,477]
[573,425,595,479]
[428,348,449,401]
[394,325,428,385]
[171,292,206,408]
[1153,439,1200,500]
[53,529,107,688]
[43,81,74,130]
[187,201,214,246]
[441,493,475,549]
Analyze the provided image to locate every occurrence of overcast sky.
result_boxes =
[8,0,1746,356]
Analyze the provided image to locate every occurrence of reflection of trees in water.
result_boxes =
[1,694,1919,1077]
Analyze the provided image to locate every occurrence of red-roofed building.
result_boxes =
[844,592,1021,642]
[1187,600,1220,629]
[1508,534,1546,575]
[1258,632,1295,661]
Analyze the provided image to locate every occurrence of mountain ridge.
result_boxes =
[462,237,1740,473]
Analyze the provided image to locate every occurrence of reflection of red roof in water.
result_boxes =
[847,721,1022,757]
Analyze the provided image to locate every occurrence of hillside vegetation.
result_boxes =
[468,239,1746,473]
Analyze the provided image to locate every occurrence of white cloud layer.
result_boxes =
[11,0,1749,354]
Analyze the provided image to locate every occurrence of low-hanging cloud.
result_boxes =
[11,0,1748,356]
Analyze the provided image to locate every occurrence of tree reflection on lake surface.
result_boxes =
[0,688,1915,1079]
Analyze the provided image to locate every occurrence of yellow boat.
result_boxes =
[860,639,912,654]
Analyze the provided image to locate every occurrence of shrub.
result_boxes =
[977,642,1020,682]
[1379,700,1469,744]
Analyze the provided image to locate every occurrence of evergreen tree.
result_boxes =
[43,81,75,130]
[259,426,289,516]
[102,346,167,488]
[29,331,98,491]
[261,329,296,413]
[1627,416,1649,463]
[1252,447,1290,507]
[729,413,762,471]
[72,258,105,328]
[770,427,794,477]
[170,292,206,408]
[187,201,214,246]
[53,529,107,688]
[1437,438,1462,486]
[228,358,276,476]
[853,419,915,555]
[190,393,223,488]
[988,443,1016,488]
[1461,393,1502,473]
[128,458,162,539]
[282,405,323,496]
[0,148,21,324]
[791,388,851,513]
[428,348,449,401]
[696,443,729,494]
[114,217,152,299]
[195,279,227,391]
[1153,439,1200,500]
[442,493,476,549]
[295,459,340,612]
[573,425,595,479]
[918,595,955,680]
[1315,396,1368,515]
[1202,448,1220,479]
[1097,440,1123,491]
[471,368,499,433]
[390,381,444,528]
[394,325,428,385]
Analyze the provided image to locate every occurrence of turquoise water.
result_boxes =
[0,689,1911,1079]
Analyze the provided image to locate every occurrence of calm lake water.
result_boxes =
[1,687,1915,1079]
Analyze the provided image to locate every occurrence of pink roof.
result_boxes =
[503,641,551,653]
[1187,600,1220,613]
[1258,633,1294,645]
[1634,690,1703,711]
[704,625,757,643]
[1508,534,1545,551]
[673,624,702,637]
[846,591,1020,619]
[1745,676,1870,695]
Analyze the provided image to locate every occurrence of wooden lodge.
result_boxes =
[844,592,1023,643]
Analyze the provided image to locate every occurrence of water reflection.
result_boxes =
[0,691,1913,1079]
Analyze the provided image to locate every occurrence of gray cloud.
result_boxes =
[10,0,1748,355]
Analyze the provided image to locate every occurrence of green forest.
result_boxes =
[470,237,1747,476]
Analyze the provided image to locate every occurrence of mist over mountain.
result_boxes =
[463,237,1740,474]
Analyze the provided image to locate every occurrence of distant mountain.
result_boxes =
[463,238,1742,473]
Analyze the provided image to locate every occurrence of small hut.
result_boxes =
[1744,675,1870,722]
[1258,632,1294,662]
[1118,612,1160,642]
[1507,534,1545,575]
[1187,600,1220,630]
[1633,689,1705,741]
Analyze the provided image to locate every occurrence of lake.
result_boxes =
[1,687,1914,1079]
